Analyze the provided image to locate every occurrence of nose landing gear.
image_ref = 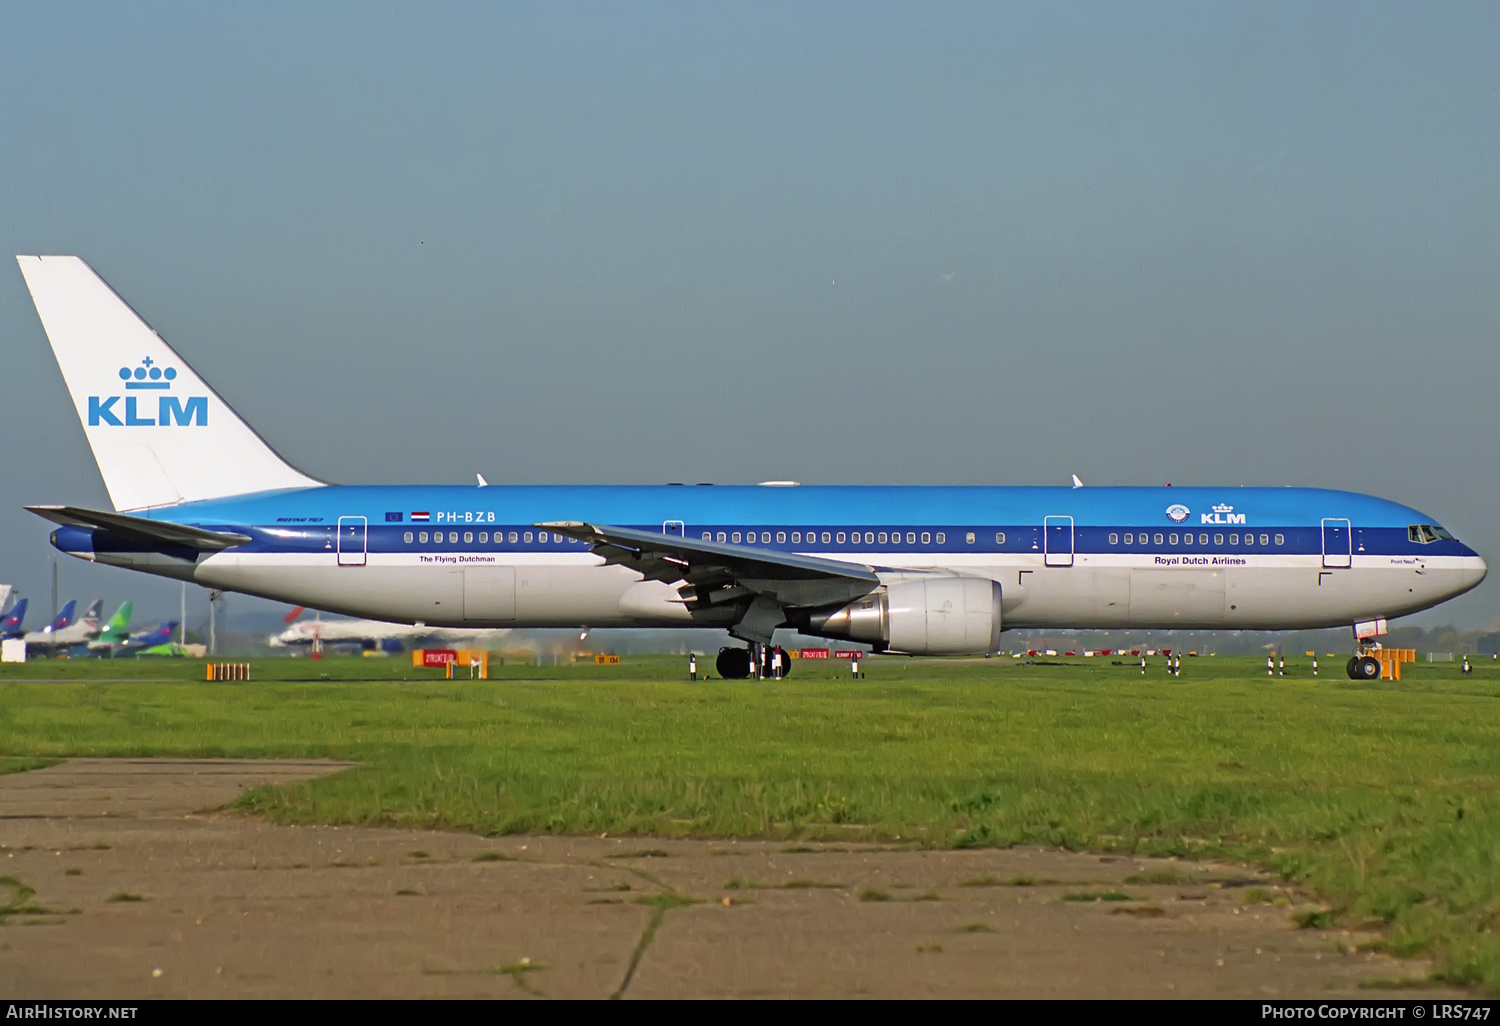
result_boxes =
[1346,654,1381,680]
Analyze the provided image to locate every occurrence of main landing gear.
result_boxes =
[716,644,792,680]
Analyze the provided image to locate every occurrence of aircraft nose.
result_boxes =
[1465,550,1488,589]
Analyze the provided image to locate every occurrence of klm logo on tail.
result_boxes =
[88,358,208,427]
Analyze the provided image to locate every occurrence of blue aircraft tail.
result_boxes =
[1,597,27,637]
[126,621,179,650]
[49,599,77,632]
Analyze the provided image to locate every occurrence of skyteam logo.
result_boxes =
[1201,503,1246,525]
[88,358,208,427]
[1165,503,1191,523]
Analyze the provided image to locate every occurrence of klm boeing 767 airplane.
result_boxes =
[15,256,1487,679]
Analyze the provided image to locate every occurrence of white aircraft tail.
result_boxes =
[17,256,323,511]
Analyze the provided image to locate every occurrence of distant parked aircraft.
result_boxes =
[1,596,28,640]
[111,620,181,657]
[269,607,510,653]
[20,598,86,652]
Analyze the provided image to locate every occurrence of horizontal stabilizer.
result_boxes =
[26,505,251,552]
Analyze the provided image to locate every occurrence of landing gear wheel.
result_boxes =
[1352,655,1381,680]
[1345,656,1360,680]
[716,647,751,680]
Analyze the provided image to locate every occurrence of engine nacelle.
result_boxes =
[807,577,1002,656]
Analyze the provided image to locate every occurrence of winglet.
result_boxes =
[1071,474,1084,489]
[476,474,489,487]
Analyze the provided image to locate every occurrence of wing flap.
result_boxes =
[26,505,251,552]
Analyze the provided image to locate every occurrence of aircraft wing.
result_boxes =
[25,505,251,552]
[537,521,879,634]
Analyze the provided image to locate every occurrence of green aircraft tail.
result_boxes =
[95,601,133,644]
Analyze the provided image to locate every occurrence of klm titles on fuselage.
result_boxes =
[1167,503,1248,526]
[87,358,207,428]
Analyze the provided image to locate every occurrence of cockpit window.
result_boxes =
[1433,526,1454,541]
[1409,524,1453,544]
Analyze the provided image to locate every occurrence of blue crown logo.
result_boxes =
[118,357,177,390]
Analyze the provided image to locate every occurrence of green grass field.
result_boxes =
[1,652,1496,991]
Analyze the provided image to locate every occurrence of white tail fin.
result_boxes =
[17,256,323,511]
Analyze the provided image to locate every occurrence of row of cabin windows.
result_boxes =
[402,530,579,545]
[1108,531,1284,547]
[704,530,950,546]
[400,529,1293,549]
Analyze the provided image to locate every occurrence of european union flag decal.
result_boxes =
[385,512,403,523]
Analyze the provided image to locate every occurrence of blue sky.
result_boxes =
[2,2,1497,628]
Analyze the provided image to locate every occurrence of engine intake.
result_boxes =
[807,577,1002,656]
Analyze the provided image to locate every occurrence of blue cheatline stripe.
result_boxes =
[140,483,1446,532]
[171,522,1460,558]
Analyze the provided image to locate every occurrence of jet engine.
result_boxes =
[806,577,1002,656]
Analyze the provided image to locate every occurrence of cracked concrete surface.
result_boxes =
[0,760,1465,999]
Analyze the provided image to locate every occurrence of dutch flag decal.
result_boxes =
[411,512,430,522]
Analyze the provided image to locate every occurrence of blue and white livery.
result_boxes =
[16,256,1487,678]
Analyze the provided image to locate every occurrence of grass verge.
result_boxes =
[0,654,1496,991]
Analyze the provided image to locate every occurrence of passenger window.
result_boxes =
[906,532,916,544]
[1169,533,1179,545]
[837,532,846,544]
[1274,533,1284,545]
[1214,533,1223,545]
[702,532,711,540]
[419,531,428,543]
[822,532,832,544]
[1123,533,1132,544]
[509,531,518,543]
[524,531,533,543]
[866,532,875,544]
[1109,533,1118,545]
[935,532,944,544]
[762,532,771,543]
[1259,534,1269,545]
[732,532,741,543]
[995,532,1005,545]
[1198,533,1207,545]
[1154,533,1164,545]
[538,532,548,543]
[1244,534,1253,546]
[791,532,800,543]
[965,532,975,544]
[921,532,931,545]
[1229,533,1238,544]
[777,531,786,544]
[478,532,487,543]
[879,532,889,544]
[717,532,727,543]
[404,532,413,544]
[464,532,473,544]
